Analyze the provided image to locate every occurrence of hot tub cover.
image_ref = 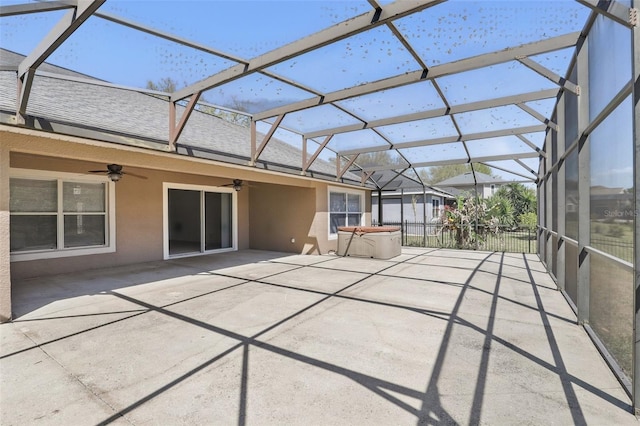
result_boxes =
[338,226,401,235]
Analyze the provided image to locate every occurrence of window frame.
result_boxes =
[328,186,364,239]
[10,168,116,262]
[432,198,441,218]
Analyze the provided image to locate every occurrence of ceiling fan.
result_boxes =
[88,164,146,182]
[223,179,245,191]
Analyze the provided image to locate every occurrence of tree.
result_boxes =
[485,195,515,226]
[493,182,536,221]
[146,78,251,127]
[198,94,251,127]
[440,196,492,249]
[518,212,537,228]
[330,151,403,168]
[146,77,179,93]
[354,151,399,168]
[421,163,493,185]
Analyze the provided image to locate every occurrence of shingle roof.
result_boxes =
[0,49,359,183]
[0,49,97,80]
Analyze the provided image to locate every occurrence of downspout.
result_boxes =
[470,163,480,250]
[400,188,404,244]
[377,187,383,226]
[423,186,427,247]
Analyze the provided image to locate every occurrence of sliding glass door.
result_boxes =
[166,185,235,257]
[204,192,232,251]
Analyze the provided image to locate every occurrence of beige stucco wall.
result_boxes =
[2,126,371,290]
[249,183,320,254]
[0,143,10,321]
[249,181,372,255]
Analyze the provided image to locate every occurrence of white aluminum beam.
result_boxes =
[367,0,381,9]
[17,0,104,78]
[516,134,547,158]
[336,154,361,180]
[514,158,539,176]
[254,32,580,121]
[359,151,540,172]
[516,102,559,131]
[303,88,558,139]
[169,92,201,150]
[477,161,536,181]
[338,124,547,156]
[94,11,322,97]
[251,114,284,165]
[302,135,333,174]
[0,0,75,17]
[632,0,640,414]
[361,171,375,186]
[172,0,444,102]
[517,56,580,95]
[582,79,633,137]
[468,152,540,163]
[577,0,633,28]
[97,11,248,64]
[16,0,105,119]
[357,163,412,173]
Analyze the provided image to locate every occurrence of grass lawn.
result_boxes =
[404,228,537,253]
[590,221,633,263]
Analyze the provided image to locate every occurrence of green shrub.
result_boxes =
[607,224,626,238]
[518,212,537,228]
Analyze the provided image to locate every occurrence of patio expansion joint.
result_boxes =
[1,310,152,361]
[16,328,134,425]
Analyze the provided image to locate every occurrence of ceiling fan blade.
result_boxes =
[122,171,147,179]
[88,170,108,173]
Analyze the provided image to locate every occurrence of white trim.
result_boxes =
[327,185,365,240]
[9,168,116,262]
[162,182,238,260]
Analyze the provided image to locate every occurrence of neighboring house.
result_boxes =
[0,49,371,321]
[371,187,454,224]
[590,186,633,220]
[436,172,505,199]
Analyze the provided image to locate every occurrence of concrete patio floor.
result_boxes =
[1,248,637,425]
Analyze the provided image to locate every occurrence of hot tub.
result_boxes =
[336,226,401,259]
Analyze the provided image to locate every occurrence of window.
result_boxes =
[432,198,441,218]
[10,169,115,261]
[490,184,496,195]
[329,187,363,236]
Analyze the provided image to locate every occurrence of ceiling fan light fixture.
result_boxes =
[108,171,122,182]
[222,179,245,191]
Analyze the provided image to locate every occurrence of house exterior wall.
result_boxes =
[2,127,370,318]
[249,183,318,254]
[0,143,10,322]
[453,184,498,199]
[372,194,443,223]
